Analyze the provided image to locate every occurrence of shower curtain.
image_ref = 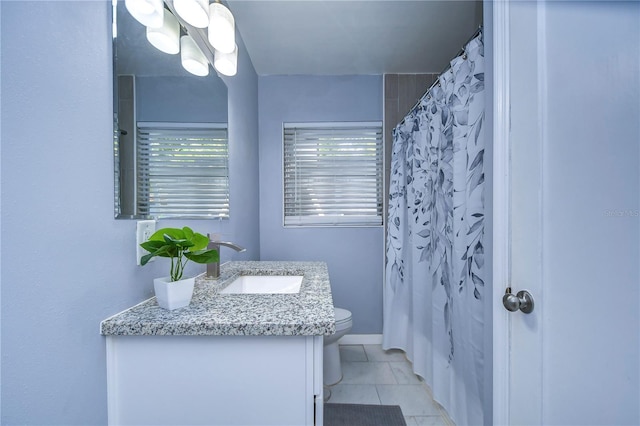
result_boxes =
[383,32,485,425]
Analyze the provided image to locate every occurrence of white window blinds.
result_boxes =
[283,123,383,226]
[136,123,229,219]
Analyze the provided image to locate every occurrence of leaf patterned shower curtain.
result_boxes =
[383,32,485,425]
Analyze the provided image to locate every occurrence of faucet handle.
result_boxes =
[206,235,246,253]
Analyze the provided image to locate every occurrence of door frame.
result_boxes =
[492,0,511,424]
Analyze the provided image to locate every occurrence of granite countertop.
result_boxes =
[100,261,336,336]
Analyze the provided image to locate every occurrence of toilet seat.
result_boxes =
[334,308,352,326]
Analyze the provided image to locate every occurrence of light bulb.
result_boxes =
[208,2,235,54]
[214,44,237,76]
[181,35,209,76]
[146,9,180,54]
[124,0,164,28]
[174,0,209,29]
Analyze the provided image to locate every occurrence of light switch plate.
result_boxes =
[136,220,156,266]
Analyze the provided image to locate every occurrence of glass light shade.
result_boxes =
[146,9,180,54]
[173,0,209,28]
[125,0,164,28]
[181,35,209,76]
[208,2,235,54]
[214,45,237,76]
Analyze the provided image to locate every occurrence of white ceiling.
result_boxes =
[226,0,483,75]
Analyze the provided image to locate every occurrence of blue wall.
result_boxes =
[258,75,384,334]
[136,75,228,123]
[0,1,259,423]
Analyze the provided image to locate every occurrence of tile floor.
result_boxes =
[325,344,454,426]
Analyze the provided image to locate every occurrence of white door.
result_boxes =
[493,1,640,425]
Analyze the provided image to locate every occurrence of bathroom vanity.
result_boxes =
[100,261,335,426]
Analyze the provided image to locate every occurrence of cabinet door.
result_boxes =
[107,335,317,425]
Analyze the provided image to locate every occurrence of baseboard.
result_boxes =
[338,334,383,345]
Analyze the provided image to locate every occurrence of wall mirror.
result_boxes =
[113,0,229,219]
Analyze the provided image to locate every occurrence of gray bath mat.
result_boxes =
[324,403,406,426]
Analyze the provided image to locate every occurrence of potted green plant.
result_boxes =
[140,226,219,310]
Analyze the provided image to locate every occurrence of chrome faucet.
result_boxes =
[206,235,246,279]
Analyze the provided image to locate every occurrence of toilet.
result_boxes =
[323,307,353,386]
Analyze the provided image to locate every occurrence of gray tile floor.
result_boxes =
[326,344,454,426]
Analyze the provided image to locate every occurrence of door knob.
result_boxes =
[502,287,534,314]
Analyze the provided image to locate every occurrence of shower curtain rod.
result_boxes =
[396,25,483,128]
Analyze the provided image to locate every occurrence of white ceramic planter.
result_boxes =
[153,276,196,310]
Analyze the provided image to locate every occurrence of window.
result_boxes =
[283,122,383,226]
[137,122,229,219]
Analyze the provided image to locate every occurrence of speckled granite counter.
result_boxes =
[100,261,335,336]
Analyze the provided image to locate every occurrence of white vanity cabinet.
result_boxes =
[106,334,324,425]
[101,262,335,426]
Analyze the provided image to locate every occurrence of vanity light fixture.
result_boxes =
[125,0,239,76]
[173,0,209,28]
[181,34,209,76]
[208,1,236,54]
[214,44,237,76]
[146,8,180,54]
[125,0,164,28]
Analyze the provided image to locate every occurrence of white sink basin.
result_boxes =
[220,275,304,294]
